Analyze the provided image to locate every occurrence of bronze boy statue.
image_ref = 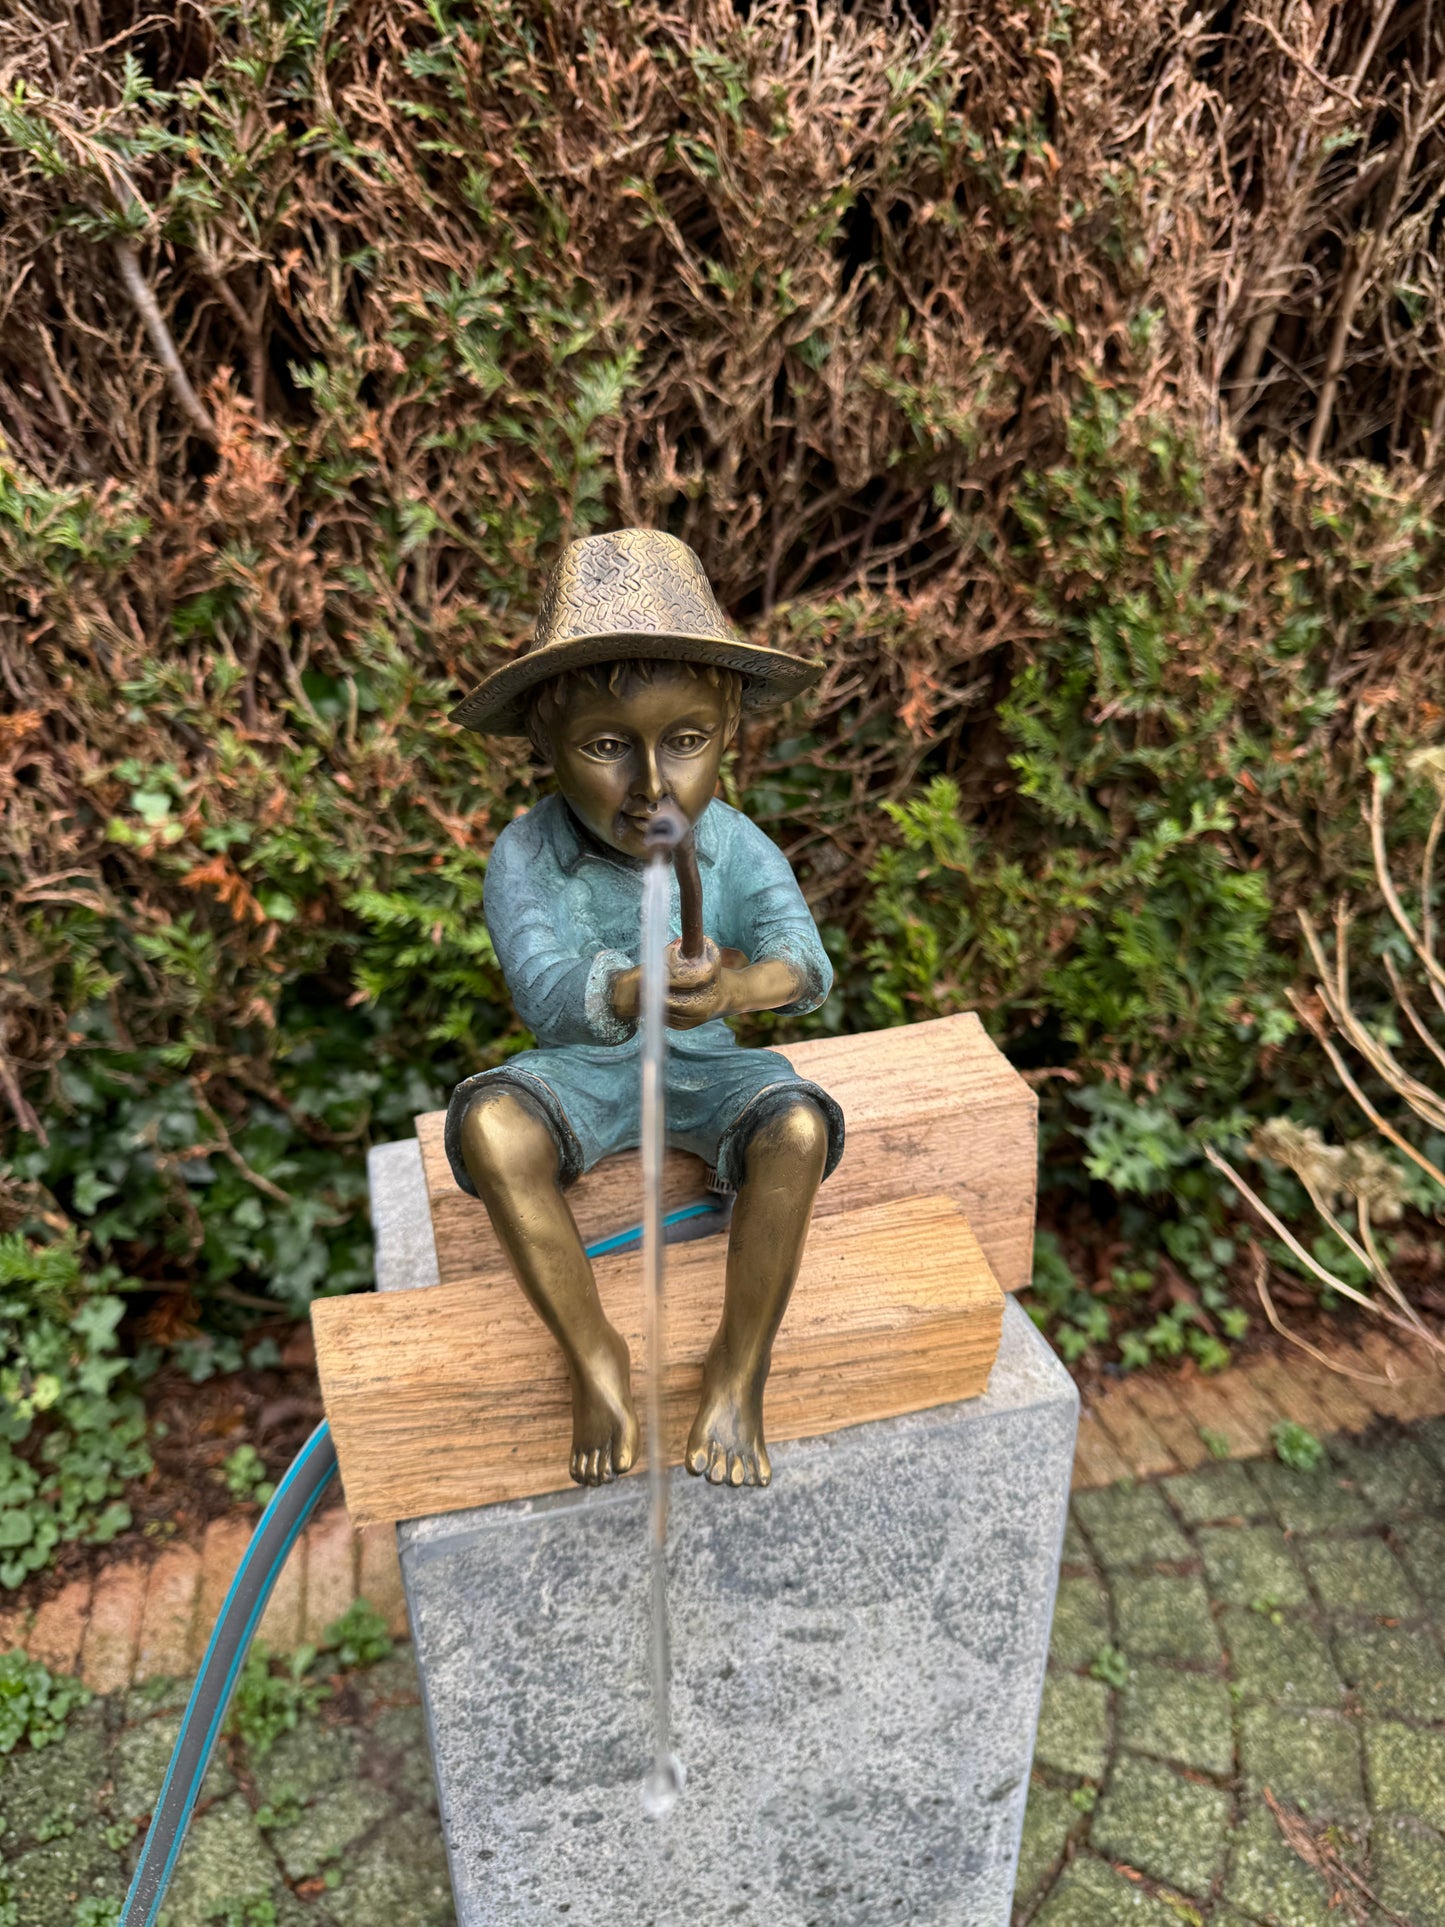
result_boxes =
[446,530,844,1490]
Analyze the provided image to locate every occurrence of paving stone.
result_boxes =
[80,1562,147,1695]
[357,1525,410,1640]
[371,1704,439,1813]
[1221,1606,1342,1708]
[1014,1780,1076,1910]
[1061,1515,1093,1569]
[1048,1577,1112,1669]
[1114,1574,1220,1663]
[6,1821,122,1927]
[1073,1414,1132,1488]
[155,1793,279,1924]
[349,1650,425,1721]
[1239,1705,1365,1824]
[268,1776,392,1881]
[1397,1516,1445,1606]
[1034,1671,1110,1780]
[302,1507,358,1647]
[1334,1623,1445,1720]
[114,1708,235,1820]
[1298,1535,1420,1618]
[1329,1435,1445,1517]
[1090,1752,1230,1898]
[317,1810,456,1927]
[135,1545,201,1683]
[1072,1485,1190,1569]
[1221,1802,1342,1927]
[1161,1461,1263,1527]
[0,1704,108,1852]
[26,1578,91,1675]
[193,1519,254,1669]
[1365,1719,1445,1828]
[1030,1851,1186,1923]
[249,1715,363,1810]
[1246,1456,1375,1536]
[1372,1814,1445,1923]
[1199,1524,1310,1609]
[1117,1663,1233,1775]
[257,1529,306,1651]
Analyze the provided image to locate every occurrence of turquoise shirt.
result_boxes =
[482,793,833,1048]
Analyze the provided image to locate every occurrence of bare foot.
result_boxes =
[685,1349,771,1487]
[569,1325,640,1486]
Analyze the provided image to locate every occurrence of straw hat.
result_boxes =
[450,528,823,735]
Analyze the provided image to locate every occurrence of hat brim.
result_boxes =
[450,630,823,735]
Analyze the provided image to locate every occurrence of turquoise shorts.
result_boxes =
[444,1022,844,1196]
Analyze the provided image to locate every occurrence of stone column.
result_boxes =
[369,1138,1077,1927]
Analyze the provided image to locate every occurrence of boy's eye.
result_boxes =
[580,735,629,760]
[666,730,711,754]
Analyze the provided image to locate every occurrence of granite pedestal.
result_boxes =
[368,1138,1077,1927]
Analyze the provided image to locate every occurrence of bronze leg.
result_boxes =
[685,1096,830,1487]
[458,1092,639,1486]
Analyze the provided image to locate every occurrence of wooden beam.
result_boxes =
[416,1011,1037,1296]
[314,1195,1004,1526]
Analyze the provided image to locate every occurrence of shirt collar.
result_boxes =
[553,796,720,876]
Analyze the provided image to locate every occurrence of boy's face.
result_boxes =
[547,663,733,860]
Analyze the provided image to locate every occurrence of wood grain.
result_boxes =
[418,1011,1037,1295]
[314,1194,1005,1526]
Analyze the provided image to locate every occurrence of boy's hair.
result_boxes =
[525,657,744,759]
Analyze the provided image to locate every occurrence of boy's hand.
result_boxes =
[609,946,806,1028]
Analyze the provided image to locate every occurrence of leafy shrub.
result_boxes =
[0,0,1440,1412]
[217,1445,275,1509]
[0,1236,151,1590]
[0,1649,90,1752]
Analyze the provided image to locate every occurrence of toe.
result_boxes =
[706,1440,727,1483]
[685,1447,706,1477]
[615,1435,635,1476]
[727,1453,745,1486]
[600,1442,613,1483]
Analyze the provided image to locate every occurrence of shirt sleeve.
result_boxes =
[483,816,635,1046]
[723,813,834,1018]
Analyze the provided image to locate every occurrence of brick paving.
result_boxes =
[1,1326,1437,1694]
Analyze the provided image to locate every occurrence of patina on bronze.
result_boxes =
[446,529,844,1490]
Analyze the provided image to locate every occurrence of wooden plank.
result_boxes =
[417,1011,1037,1295]
[315,1194,1004,1526]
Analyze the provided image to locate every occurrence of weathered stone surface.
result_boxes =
[1048,1577,1111,1669]
[1031,1851,1184,1923]
[1013,1781,1076,1910]
[1116,1663,1233,1776]
[1114,1574,1220,1664]
[1238,1705,1365,1824]
[1090,1753,1230,1898]
[1035,1672,1110,1780]
[1071,1485,1188,1570]
[1333,1624,1445,1720]
[1221,1606,1342,1708]
[1161,1462,1263,1528]
[393,1282,1077,1927]
[154,1794,276,1925]
[1247,1457,1374,1536]
[1199,1524,1310,1610]
[1222,1804,1340,1927]
[1299,1535,1420,1618]
[1365,1720,1445,1829]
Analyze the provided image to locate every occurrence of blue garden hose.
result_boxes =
[120,1200,727,1926]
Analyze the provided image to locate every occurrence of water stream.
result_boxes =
[638,855,684,1819]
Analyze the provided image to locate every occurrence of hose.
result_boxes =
[120,1201,728,1925]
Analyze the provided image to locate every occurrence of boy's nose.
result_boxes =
[634,741,665,805]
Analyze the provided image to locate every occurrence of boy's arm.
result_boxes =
[619,812,830,1029]
[484,824,636,1046]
